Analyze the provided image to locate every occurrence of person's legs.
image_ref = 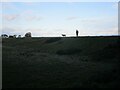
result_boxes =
[77,33,78,37]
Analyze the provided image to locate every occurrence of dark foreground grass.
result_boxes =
[2,36,120,88]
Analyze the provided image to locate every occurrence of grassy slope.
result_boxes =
[2,36,120,88]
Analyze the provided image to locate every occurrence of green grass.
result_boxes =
[2,36,120,88]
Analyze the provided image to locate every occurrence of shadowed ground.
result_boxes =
[2,36,120,88]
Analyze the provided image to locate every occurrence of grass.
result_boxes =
[56,48,82,55]
[2,36,120,88]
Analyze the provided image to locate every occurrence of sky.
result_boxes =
[0,2,118,37]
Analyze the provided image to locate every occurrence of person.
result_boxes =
[76,30,79,37]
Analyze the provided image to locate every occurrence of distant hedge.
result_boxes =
[56,48,82,55]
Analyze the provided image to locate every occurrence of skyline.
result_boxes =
[0,2,118,37]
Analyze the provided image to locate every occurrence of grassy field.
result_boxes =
[2,36,120,88]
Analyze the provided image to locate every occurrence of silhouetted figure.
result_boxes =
[76,30,79,37]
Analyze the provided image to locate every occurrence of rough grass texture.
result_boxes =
[45,37,62,43]
[2,36,120,88]
[56,48,82,55]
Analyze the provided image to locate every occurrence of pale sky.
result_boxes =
[0,2,118,37]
